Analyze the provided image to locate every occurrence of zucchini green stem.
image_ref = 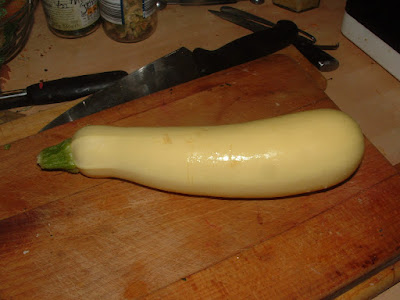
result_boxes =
[37,138,79,173]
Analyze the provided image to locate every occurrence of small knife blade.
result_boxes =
[210,8,339,72]
[41,21,298,131]
[0,71,128,110]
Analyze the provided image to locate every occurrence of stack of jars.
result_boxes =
[42,0,158,42]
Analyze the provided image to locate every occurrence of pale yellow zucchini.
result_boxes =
[38,109,365,198]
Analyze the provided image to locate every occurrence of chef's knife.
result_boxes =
[0,71,128,110]
[210,7,339,72]
[41,20,298,131]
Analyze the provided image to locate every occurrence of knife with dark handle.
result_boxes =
[41,21,298,131]
[0,70,128,110]
[291,36,339,72]
[210,7,339,72]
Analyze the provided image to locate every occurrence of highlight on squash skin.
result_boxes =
[37,109,365,198]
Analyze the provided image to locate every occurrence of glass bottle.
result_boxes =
[42,0,101,38]
[99,0,158,43]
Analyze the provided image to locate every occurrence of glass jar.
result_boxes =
[42,0,101,38]
[1,0,35,65]
[100,0,158,43]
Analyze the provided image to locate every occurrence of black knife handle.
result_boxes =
[293,36,339,72]
[192,20,298,76]
[26,70,128,105]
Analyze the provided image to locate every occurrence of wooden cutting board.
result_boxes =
[1,50,399,300]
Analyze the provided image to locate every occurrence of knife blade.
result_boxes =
[210,7,339,72]
[41,20,298,131]
[0,71,128,110]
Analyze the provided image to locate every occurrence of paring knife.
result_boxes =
[0,71,128,110]
[210,6,339,72]
[41,20,298,131]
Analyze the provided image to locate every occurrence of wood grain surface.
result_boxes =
[1,54,399,299]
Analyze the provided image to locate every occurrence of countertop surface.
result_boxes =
[1,0,399,298]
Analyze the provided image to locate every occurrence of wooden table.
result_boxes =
[1,0,399,299]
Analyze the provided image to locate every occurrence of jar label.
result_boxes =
[42,0,100,31]
[99,0,123,24]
